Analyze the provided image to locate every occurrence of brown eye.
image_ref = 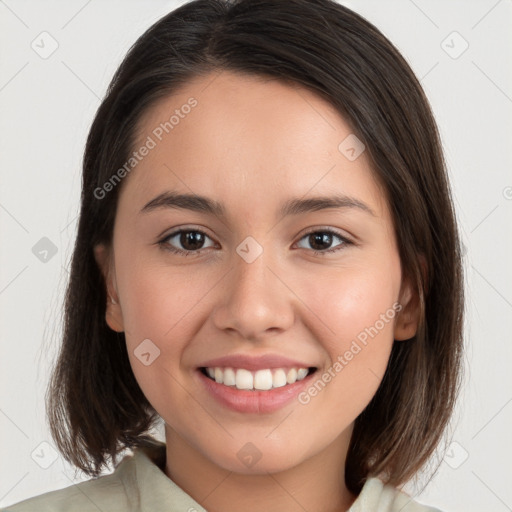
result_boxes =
[296,229,351,255]
[160,229,215,256]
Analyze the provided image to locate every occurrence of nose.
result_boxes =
[211,241,295,342]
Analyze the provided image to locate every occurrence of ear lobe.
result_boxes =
[93,244,124,333]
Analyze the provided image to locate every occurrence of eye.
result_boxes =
[158,228,216,256]
[296,228,352,255]
[158,227,352,257]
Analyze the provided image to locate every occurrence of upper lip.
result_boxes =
[198,354,316,371]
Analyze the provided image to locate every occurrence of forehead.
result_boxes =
[122,70,388,220]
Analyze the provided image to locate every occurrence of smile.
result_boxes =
[200,366,315,391]
[197,365,319,414]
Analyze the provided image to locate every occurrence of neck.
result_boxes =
[164,425,357,512]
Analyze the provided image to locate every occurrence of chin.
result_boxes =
[205,438,313,475]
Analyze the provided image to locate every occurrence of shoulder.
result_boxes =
[1,453,136,512]
[2,440,206,512]
[349,477,446,512]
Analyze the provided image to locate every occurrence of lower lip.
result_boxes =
[196,369,316,414]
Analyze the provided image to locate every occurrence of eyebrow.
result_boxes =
[140,191,376,218]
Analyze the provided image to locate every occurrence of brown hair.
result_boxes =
[47,0,464,495]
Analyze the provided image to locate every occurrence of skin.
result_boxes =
[95,70,420,512]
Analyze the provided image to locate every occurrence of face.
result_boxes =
[95,70,418,475]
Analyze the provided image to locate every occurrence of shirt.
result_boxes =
[2,440,444,511]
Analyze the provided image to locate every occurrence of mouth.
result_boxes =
[199,366,318,391]
[195,354,320,413]
[197,365,318,413]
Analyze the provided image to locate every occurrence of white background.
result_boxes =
[1,0,511,510]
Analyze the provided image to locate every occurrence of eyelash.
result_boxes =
[158,227,353,257]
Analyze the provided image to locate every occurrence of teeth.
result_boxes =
[223,367,236,386]
[297,368,308,380]
[203,366,312,390]
[272,369,287,388]
[236,369,253,390]
[254,369,273,390]
[286,368,297,384]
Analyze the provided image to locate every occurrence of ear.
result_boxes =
[394,257,426,341]
[93,243,124,333]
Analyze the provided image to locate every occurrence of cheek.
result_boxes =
[295,263,399,410]
[115,259,219,401]
[300,261,399,344]
[117,258,206,346]
[116,261,204,414]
